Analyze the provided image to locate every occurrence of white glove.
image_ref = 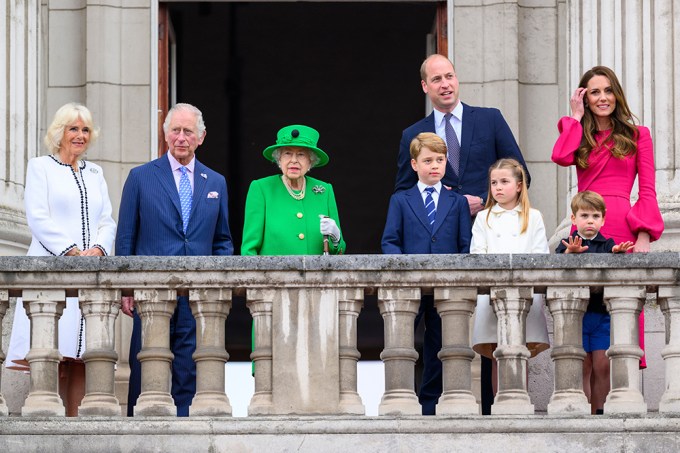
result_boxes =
[320,216,341,245]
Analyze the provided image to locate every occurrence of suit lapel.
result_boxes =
[154,155,182,218]
[432,189,453,235]
[424,111,436,132]
[191,160,209,221]
[405,186,432,232]
[458,103,475,183]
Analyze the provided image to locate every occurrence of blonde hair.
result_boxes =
[485,158,531,234]
[44,103,100,154]
[410,132,447,160]
[576,66,639,168]
[570,191,606,216]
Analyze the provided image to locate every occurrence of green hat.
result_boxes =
[263,125,329,168]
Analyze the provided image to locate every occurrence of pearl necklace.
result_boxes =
[282,175,306,200]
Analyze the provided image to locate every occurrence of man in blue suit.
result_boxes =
[384,132,471,416]
[394,54,530,415]
[395,54,530,216]
[116,103,233,416]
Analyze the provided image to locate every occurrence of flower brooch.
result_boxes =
[312,185,325,194]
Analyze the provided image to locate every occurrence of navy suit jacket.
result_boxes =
[381,185,471,254]
[394,103,530,201]
[115,154,233,257]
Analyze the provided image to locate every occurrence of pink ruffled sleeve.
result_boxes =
[627,126,664,242]
[551,117,583,166]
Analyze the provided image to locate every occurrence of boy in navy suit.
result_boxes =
[382,132,471,415]
[555,191,633,415]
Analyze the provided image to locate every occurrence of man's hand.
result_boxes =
[121,296,135,317]
[464,194,485,216]
[612,241,634,253]
[561,235,589,254]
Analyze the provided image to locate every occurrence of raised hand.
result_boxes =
[561,235,589,254]
[613,241,635,253]
[570,87,587,122]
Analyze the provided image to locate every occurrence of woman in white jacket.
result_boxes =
[7,103,116,415]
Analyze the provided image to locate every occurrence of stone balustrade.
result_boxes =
[0,253,679,417]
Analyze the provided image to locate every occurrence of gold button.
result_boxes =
[297,212,303,218]
[298,233,305,240]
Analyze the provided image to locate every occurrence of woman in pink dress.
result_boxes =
[552,65,663,411]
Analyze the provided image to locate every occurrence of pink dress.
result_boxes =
[552,116,664,368]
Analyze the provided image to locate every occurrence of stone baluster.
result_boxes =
[134,289,177,416]
[21,289,66,416]
[491,286,534,415]
[338,288,365,415]
[657,286,680,413]
[377,288,421,415]
[435,287,479,415]
[546,286,590,414]
[0,290,8,416]
[78,289,122,416]
[247,289,274,415]
[189,288,232,416]
[603,286,647,414]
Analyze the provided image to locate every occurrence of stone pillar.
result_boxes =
[546,286,590,414]
[78,289,122,416]
[434,287,479,415]
[0,290,8,416]
[247,289,274,415]
[189,288,232,416]
[270,288,340,414]
[337,289,365,415]
[21,289,66,417]
[658,286,680,413]
[377,288,421,415]
[491,286,534,415]
[133,289,177,416]
[603,286,647,414]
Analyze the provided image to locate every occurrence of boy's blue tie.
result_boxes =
[424,186,436,226]
[179,166,192,233]
[444,112,460,176]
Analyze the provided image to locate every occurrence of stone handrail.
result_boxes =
[0,253,678,416]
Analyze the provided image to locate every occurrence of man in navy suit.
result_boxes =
[383,132,471,416]
[394,54,529,415]
[116,103,233,416]
[395,54,530,215]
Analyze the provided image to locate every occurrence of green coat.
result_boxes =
[241,174,346,255]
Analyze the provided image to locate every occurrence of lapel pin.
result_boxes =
[201,173,207,179]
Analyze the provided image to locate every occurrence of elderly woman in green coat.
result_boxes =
[242,124,346,255]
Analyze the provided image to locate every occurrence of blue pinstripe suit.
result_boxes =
[116,153,233,416]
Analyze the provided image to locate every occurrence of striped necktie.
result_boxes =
[179,166,192,233]
[424,186,436,226]
[444,112,461,176]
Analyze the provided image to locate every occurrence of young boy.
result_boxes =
[555,190,633,414]
[381,132,472,415]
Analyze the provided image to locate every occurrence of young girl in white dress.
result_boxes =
[471,158,550,394]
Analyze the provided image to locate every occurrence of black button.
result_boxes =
[291,129,299,138]
[457,185,462,189]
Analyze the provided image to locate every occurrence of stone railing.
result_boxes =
[0,254,679,417]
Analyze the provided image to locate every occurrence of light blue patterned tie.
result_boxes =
[444,112,461,176]
[179,166,192,233]
[424,186,436,226]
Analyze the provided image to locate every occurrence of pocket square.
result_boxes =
[207,191,219,199]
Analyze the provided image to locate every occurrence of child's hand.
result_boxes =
[612,241,634,253]
[561,236,589,253]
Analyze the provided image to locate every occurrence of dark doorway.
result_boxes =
[167,2,437,254]
[167,2,437,361]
